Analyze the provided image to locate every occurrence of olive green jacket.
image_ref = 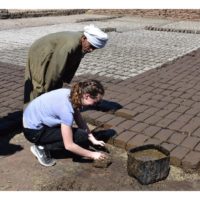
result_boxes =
[24,31,83,105]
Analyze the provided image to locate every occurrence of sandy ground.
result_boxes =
[1,128,200,191]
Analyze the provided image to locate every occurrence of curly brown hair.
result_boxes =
[70,79,104,109]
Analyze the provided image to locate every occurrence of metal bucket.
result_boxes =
[127,144,170,185]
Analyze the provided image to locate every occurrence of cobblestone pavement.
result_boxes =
[2,14,200,172]
[1,14,200,79]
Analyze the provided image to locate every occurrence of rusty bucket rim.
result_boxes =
[127,144,170,157]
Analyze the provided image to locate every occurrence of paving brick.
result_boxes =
[182,151,200,169]
[192,127,200,138]
[165,112,182,120]
[115,108,138,119]
[133,113,151,122]
[124,102,139,110]
[133,105,149,113]
[110,126,125,135]
[168,120,186,131]
[144,138,161,145]
[168,133,187,145]
[174,105,190,114]
[181,136,200,150]
[161,142,176,152]
[192,102,200,109]
[182,99,194,107]
[144,107,160,115]
[130,122,149,133]
[114,131,137,149]
[163,103,178,111]
[116,120,137,130]
[126,134,149,150]
[181,121,200,135]
[151,94,165,101]
[144,115,162,125]
[171,98,183,105]
[143,125,161,137]
[155,109,172,117]
[105,116,126,128]
[154,129,174,141]
[176,114,193,123]
[170,146,190,167]
[156,118,174,128]
[95,113,115,125]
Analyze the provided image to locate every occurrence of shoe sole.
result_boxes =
[30,146,56,167]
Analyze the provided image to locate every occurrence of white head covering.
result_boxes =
[83,24,108,49]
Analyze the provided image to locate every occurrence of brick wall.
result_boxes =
[87,9,200,20]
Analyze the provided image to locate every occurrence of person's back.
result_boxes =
[23,88,74,130]
[24,31,83,107]
[24,24,108,108]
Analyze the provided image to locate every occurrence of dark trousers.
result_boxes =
[23,126,88,151]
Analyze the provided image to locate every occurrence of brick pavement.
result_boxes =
[2,15,200,80]
[2,49,200,170]
[2,14,200,171]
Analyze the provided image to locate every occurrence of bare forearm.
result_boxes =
[74,110,90,132]
[65,143,93,159]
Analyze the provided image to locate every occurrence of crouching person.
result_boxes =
[23,79,107,167]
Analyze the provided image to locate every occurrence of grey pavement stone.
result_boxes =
[1,15,200,80]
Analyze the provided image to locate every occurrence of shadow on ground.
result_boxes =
[0,111,23,156]
[83,99,123,113]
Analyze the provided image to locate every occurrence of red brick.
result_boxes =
[114,131,137,149]
[168,133,187,145]
[181,136,200,150]
[182,151,200,169]
[170,146,190,167]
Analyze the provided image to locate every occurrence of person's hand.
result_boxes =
[92,151,107,160]
[88,133,105,146]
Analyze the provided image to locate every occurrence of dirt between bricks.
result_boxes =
[1,131,200,191]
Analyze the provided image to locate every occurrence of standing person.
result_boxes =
[23,79,107,167]
[24,24,108,107]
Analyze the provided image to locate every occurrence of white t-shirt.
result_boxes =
[23,88,74,130]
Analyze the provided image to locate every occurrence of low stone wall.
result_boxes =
[87,9,200,20]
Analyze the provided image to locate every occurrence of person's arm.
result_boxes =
[61,123,106,160]
[73,109,105,146]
